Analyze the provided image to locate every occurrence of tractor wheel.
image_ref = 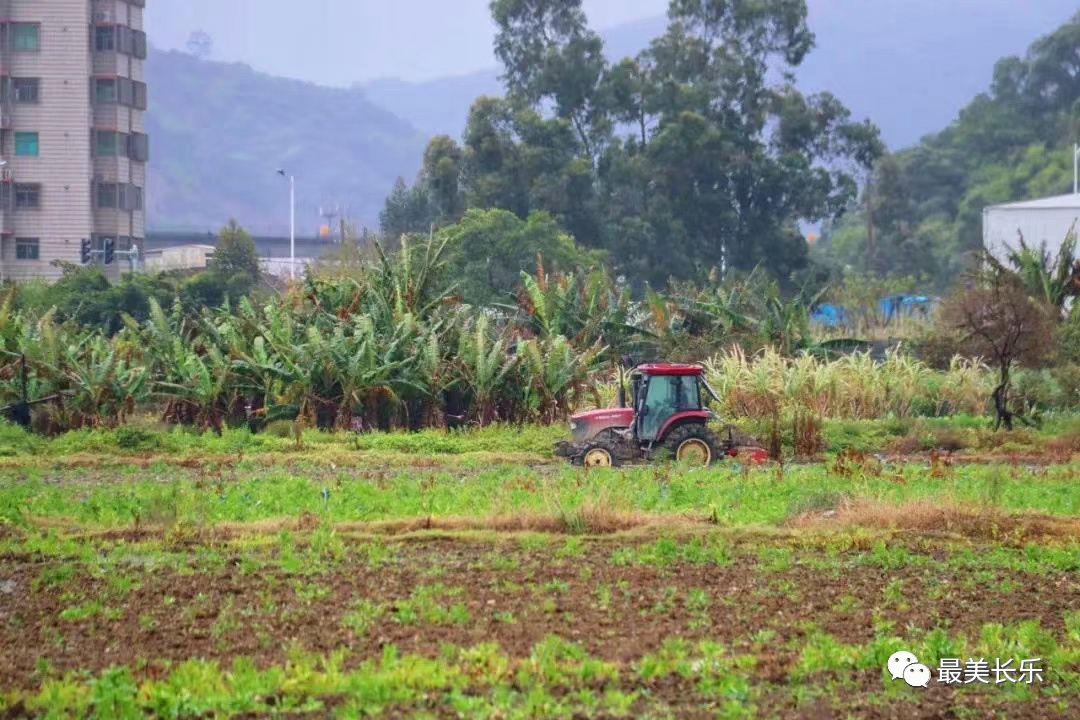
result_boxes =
[663,424,721,466]
[574,440,621,468]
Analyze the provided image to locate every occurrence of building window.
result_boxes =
[95,131,119,157]
[14,184,40,208]
[119,184,143,211]
[96,183,144,211]
[132,30,147,59]
[92,77,146,109]
[133,81,147,110]
[94,78,116,103]
[13,78,39,103]
[96,183,118,208]
[94,26,115,52]
[95,27,148,59]
[15,238,39,261]
[14,132,39,156]
[12,24,39,52]
[128,132,149,162]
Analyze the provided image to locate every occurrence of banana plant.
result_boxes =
[518,335,606,424]
[454,313,517,425]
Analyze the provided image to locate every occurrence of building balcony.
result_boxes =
[93,104,127,130]
[93,156,129,184]
[93,208,143,238]
[92,52,125,77]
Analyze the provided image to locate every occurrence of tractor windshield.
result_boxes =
[638,374,701,440]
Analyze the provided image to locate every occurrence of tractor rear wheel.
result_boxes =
[663,424,721,466]
[574,439,621,468]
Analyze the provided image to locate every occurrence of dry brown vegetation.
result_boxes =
[787,496,1080,543]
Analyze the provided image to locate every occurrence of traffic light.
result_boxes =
[103,237,114,265]
[79,238,90,264]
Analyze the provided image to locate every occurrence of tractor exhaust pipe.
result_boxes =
[617,354,634,408]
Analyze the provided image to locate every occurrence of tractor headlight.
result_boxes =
[569,421,578,431]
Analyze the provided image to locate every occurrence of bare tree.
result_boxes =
[941,252,1057,430]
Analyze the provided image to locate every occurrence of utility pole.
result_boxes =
[865,172,875,274]
[1073,142,1079,194]
[289,175,295,278]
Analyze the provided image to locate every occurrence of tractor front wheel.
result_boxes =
[574,440,621,468]
[663,424,721,466]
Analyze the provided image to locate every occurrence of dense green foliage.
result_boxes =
[380,6,1080,297]
[7,4,1080,438]
[813,12,1080,288]
[1,234,617,434]
[381,0,884,293]
[4,224,1079,438]
[10,222,274,335]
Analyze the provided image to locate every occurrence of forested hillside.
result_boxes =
[144,48,427,233]
[812,12,1080,289]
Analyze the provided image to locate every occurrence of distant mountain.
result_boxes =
[361,0,1079,151]
[144,47,427,234]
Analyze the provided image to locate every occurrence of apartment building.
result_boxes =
[0,0,147,282]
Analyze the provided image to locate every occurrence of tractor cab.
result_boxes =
[630,364,712,442]
[553,361,767,467]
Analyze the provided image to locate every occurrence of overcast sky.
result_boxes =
[145,0,669,85]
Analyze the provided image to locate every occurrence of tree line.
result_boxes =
[379,0,883,296]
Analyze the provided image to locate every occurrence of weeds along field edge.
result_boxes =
[2,457,1078,538]
[2,412,1080,463]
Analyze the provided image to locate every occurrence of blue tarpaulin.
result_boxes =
[879,294,936,324]
[810,294,938,329]
[810,303,850,328]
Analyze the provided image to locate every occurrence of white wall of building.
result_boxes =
[259,257,311,277]
[143,244,215,273]
[983,195,1080,263]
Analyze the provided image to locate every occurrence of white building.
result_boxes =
[258,257,312,277]
[142,243,214,272]
[0,0,149,283]
[983,193,1080,263]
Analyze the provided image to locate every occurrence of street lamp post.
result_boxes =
[277,168,295,279]
[1073,143,1079,195]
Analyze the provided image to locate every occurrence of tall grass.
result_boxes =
[704,347,995,421]
[587,347,996,422]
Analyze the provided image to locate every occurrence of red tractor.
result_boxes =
[553,362,769,467]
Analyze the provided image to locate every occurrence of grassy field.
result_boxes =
[1,417,1079,718]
